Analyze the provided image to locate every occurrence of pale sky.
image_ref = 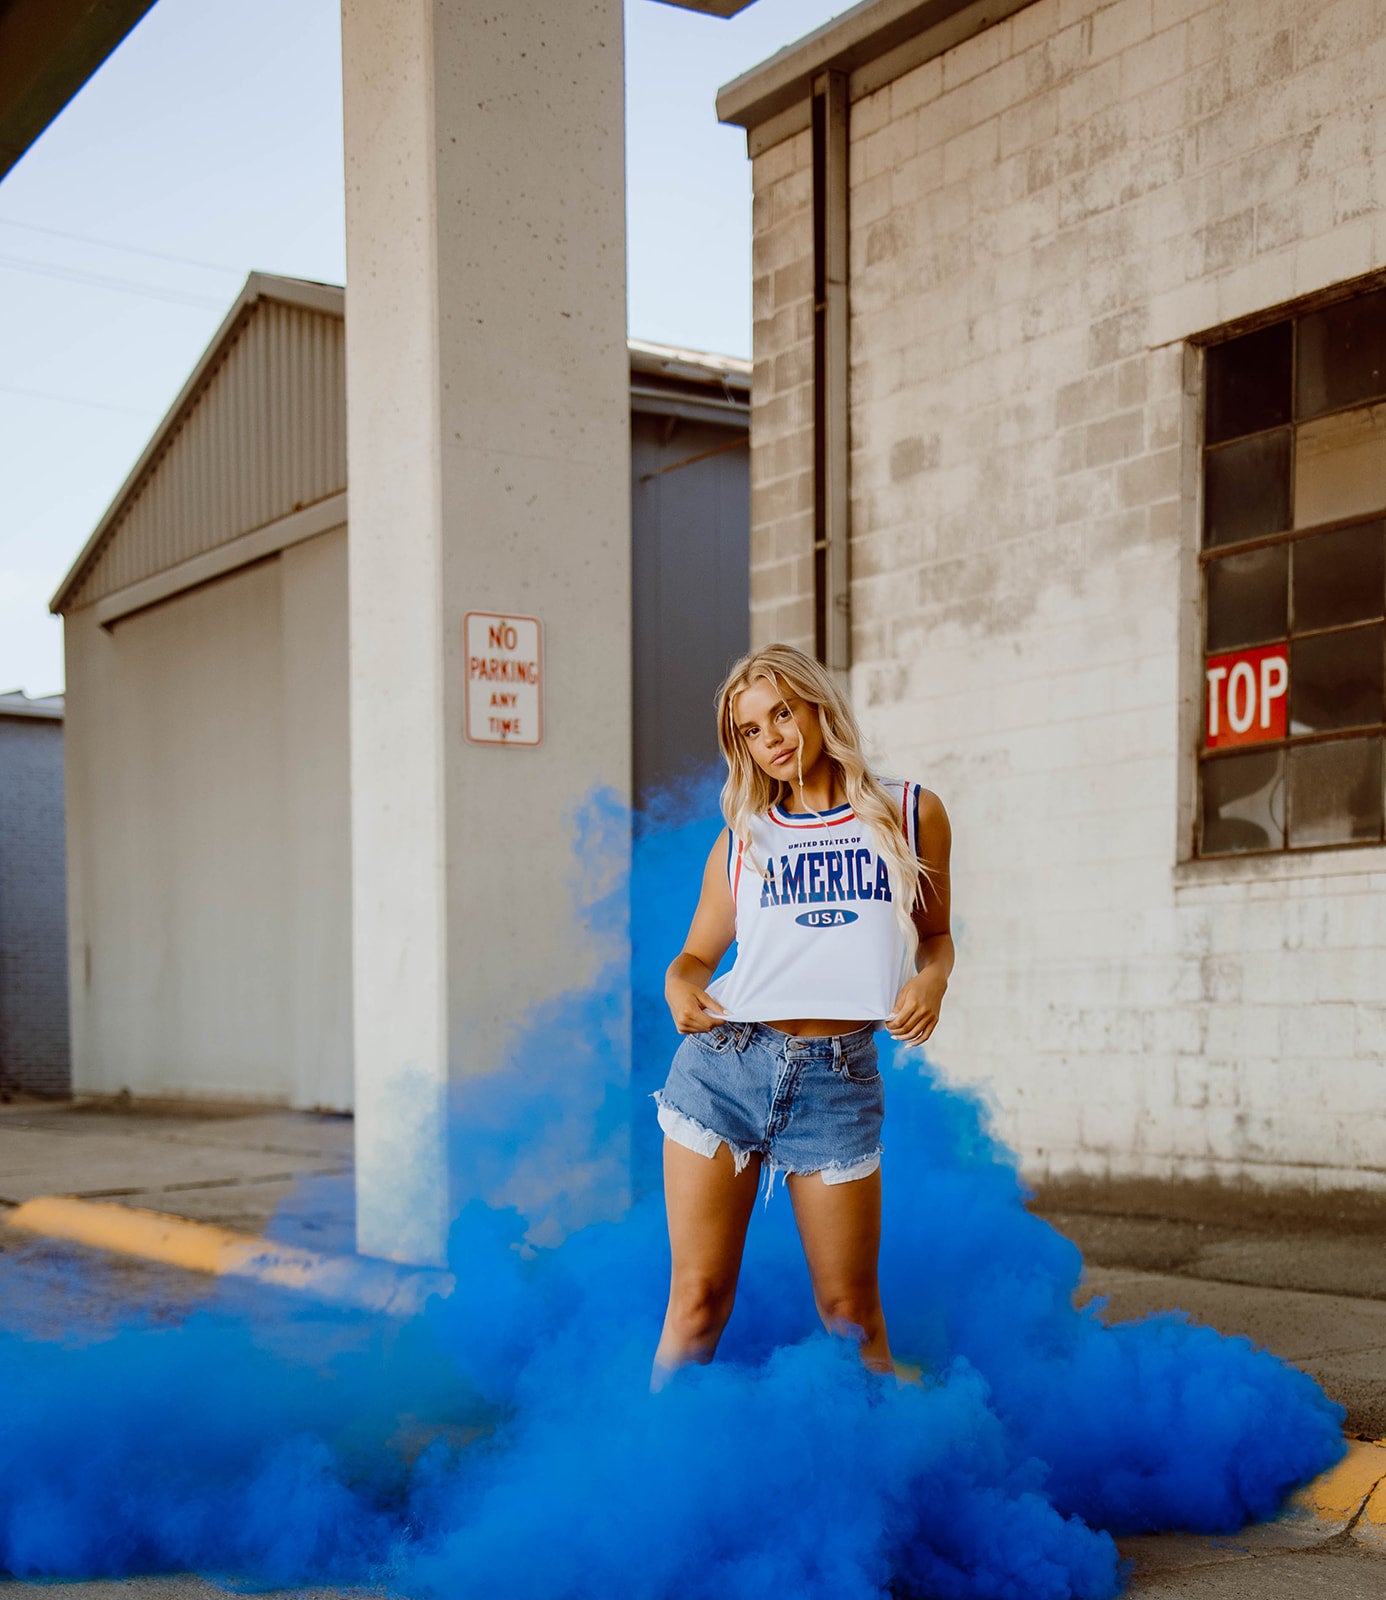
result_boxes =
[0,0,854,697]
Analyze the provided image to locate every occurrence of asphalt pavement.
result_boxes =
[1,1098,1384,1599]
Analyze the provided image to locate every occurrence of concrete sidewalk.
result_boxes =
[2,1101,1385,1598]
[0,1099,354,1332]
[0,1099,352,1242]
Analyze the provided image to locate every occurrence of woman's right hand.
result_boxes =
[665,830,737,1034]
[665,976,728,1034]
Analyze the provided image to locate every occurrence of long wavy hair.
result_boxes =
[714,644,925,951]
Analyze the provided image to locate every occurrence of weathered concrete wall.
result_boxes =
[748,0,1386,1188]
[63,529,353,1111]
[0,716,69,1096]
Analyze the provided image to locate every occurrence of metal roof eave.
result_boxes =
[49,273,345,615]
[716,0,1034,140]
[0,691,64,721]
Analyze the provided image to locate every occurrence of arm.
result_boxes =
[886,788,954,1045]
[665,829,738,1034]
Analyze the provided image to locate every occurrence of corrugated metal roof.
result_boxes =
[53,275,750,616]
[628,338,750,387]
[54,274,347,614]
[0,691,64,721]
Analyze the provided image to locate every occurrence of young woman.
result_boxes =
[653,644,953,1385]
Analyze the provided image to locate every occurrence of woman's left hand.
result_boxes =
[886,968,947,1045]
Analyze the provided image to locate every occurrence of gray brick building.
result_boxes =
[0,692,70,1098]
[720,0,1386,1193]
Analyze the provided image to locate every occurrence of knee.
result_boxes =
[818,1286,883,1340]
[666,1275,737,1347]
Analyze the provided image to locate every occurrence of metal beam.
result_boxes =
[647,0,761,15]
[0,0,159,182]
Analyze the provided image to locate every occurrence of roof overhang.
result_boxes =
[0,0,159,182]
[629,337,750,424]
[717,0,1037,153]
[649,0,761,15]
[0,691,63,721]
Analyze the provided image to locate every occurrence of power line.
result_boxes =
[0,215,242,278]
[0,252,225,310]
[0,382,157,418]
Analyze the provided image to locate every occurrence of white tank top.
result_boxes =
[705,781,921,1023]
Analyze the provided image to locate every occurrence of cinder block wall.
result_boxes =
[0,717,70,1096]
[750,128,816,648]
[749,0,1386,1188]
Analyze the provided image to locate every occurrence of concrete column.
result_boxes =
[341,0,631,1265]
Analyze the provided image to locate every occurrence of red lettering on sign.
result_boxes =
[463,611,543,747]
[1204,643,1288,750]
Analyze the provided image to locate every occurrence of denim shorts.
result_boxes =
[653,1020,883,1187]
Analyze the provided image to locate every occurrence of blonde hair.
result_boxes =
[714,644,925,954]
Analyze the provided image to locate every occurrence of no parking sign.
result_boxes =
[465,612,543,746]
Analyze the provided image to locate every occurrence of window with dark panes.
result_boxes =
[1199,286,1386,856]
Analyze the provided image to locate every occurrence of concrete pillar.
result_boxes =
[341,0,631,1265]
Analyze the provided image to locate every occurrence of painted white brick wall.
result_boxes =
[749,0,1386,1189]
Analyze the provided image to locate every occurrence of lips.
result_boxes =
[771,750,795,766]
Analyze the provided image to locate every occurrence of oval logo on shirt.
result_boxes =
[794,909,859,928]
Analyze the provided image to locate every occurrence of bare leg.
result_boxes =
[653,1138,761,1387]
[787,1166,892,1374]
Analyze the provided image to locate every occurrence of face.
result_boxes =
[731,678,826,783]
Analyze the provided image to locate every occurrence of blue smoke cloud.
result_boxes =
[0,781,1344,1596]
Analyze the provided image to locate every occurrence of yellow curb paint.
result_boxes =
[3,1195,453,1315]
[1288,1439,1386,1529]
[1353,1468,1386,1551]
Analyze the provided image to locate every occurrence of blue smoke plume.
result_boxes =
[0,781,1345,1596]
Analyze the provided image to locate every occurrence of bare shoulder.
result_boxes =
[915,787,951,858]
[916,787,950,830]
[698,826,735,895]
[703,825,732,870]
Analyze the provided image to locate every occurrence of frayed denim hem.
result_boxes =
[654,1093,881,1196]
[654,1094,755,1176]
[760,1148,881,1203]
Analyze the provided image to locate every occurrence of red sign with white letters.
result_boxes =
[1204,643,1289,750]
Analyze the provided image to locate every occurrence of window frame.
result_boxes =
[1178,277,1386,872]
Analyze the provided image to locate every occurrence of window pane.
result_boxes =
[1293,521,1386,632]
[1289,624,1385,733]
[1287,737,1384,848]
[1203,430,1291,548]
[1206,323,1293,444]
[1200,749,1284,854]
[1206,545,1288,650]
[1293,403,1386,528]
[1296,287,1386,420]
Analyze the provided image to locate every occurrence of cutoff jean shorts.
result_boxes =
[654,1020,884,1188]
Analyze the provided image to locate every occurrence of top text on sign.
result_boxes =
[1204,643,1288,750]
[465,612,542,746]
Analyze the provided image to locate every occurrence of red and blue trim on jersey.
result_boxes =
[727,781,921,888]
